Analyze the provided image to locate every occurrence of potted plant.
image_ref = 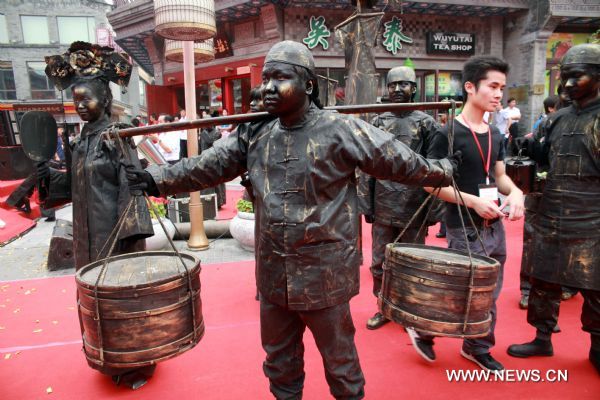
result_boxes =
[230,199,255,252]
[145,196,176,251]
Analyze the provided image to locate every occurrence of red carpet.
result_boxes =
[1,219,598,398]
[0,179,40,245]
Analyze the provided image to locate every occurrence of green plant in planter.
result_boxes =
[236,199,254,213]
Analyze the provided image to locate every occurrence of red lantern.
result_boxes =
[216,94,222,102]
[214,80,222,88]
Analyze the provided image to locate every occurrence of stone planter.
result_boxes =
[146,217,176,250]
[230,211,255,252]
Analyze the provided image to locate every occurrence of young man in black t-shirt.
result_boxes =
[406,56,525,371]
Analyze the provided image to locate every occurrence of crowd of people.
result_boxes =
[13,38,598,396]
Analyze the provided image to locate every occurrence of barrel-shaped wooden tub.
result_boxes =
[76,251,204,369]
[379,243,499,338]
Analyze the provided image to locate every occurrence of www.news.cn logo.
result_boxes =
[446,369,568,382]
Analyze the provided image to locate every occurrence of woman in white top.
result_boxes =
[504,97,522,156]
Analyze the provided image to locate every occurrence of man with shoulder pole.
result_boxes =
[124,40,460,399]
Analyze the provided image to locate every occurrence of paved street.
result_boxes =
[0,181,254,282]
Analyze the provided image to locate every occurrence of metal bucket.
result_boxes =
[76,251,203,368]
[379,244,499,338]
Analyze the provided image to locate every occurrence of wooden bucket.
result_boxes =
[379,244,499,338]
[76,251,204,369]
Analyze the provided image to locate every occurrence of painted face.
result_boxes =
[249,96,264,113]
[387,80,414,103]
[465,70,506,112]
[560,64,599,103]
[72,84,106,122]
[261,62,308,116]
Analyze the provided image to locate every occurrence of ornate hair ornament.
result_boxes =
[45,41,132,92]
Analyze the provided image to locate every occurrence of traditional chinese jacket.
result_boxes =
[46,115,153,270]
[148,104,453,310]
[365,110,440,227]
[531,97,600,290]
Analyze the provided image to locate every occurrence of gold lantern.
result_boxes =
[165,39,215,63]
[155,0,216,41]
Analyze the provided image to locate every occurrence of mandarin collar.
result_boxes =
[81,115,110,138]
[278,103,318,130]
[572,96,600,114]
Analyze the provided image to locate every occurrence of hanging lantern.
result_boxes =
[165,39,215,63]
[155,0,216,41]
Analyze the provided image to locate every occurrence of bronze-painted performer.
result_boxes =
[364,66,440,330]
[41,42,154,388]
[507,44,600,374]
[125,40,459,399]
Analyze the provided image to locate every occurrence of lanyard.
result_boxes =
[462,116,492,184]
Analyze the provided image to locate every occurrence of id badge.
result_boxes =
[478,183,498,203]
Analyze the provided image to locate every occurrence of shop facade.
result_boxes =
[109,0,599,130]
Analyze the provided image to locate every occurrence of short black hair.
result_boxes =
[543,95,559,114]
[461,56,509,101]
[507,97,516,104]
[131,117,141,127]
[164,114,174,123]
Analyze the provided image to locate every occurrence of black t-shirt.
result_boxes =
[427,120,505,228]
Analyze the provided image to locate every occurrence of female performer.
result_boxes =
[41,42,154,389]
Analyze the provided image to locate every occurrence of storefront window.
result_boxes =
[232,76,251,114]
[0,14,8,44]
[424,71,462,102]
[139,79,146,107]
[21,16,49,44]
[209,79,222,114]
[57,16,96,44]
[0,61,16,100]
[27,61,55,100]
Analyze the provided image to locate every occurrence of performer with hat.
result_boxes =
[363,66,442,330]
[507,43,600,374]
[125,40,460,398]
[40,42,154,388]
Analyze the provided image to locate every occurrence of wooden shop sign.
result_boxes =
[426,32,475,55]
[13,103,64,113]
[214,33,233,59]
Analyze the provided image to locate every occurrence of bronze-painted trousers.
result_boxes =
[260,298,365,400]
[528,278,600,351]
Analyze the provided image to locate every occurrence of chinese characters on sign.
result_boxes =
[303,16,331,50]
[214,33,234,59]
[382,17,413,55]
[426,32,475,55]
